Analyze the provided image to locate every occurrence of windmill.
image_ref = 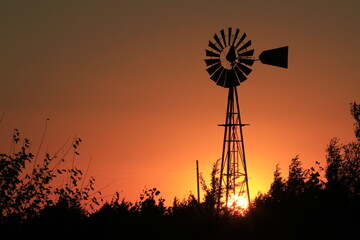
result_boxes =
[204,27,288,211]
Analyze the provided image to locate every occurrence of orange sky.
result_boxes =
[1,0,359,204]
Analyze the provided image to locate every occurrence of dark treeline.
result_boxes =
[1,102,359,240]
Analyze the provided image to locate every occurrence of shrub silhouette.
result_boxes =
[0,130,101,226]
[200,159,220,215]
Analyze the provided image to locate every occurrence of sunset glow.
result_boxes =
[227,195,249,215]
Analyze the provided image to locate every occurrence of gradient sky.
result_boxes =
[1,0,359,204]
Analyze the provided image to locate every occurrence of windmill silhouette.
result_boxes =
[204,27,288,210]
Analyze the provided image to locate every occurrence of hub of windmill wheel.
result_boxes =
[220,46,238,70]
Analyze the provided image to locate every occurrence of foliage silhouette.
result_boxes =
[351,102,360,141]
[0,130,101,226]
[200,159,220,215]
[250,102,360,239]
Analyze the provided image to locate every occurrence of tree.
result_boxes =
[287,155,305,196]
[326,102,360,198]
[351,102,360,141]
[200,159,220,214]
[268,164,286,201]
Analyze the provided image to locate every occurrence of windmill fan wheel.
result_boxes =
[205,28,254,88]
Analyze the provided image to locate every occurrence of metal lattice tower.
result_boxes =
[218,86,250,209]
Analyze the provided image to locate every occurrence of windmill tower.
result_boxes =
[204,28,288,211]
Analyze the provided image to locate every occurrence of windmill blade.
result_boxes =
[234,66,247,82]
[238,63,252,75]
[210,67,224,83]
[238,49,254,57]
[232,28,240,46]
[238,40,252,52]
[213,33,224,49]
[235,32,247,49]
[206,50,220,58]
[206,62,222,75]
[215,69,226,86]
[205,58,220,66]
[228,27,232,46]
[220,29,227,47]
[259,46,288,68]
[239,58,254,66]
[208,41,221,53]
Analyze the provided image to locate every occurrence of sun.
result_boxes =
[227,195,249,214]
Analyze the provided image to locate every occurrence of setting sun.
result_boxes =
[227,195,249,214]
